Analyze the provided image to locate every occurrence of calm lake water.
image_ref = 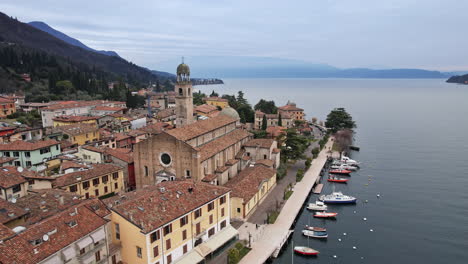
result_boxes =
[197,79,468,263]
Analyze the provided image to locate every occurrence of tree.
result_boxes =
[210,90,219,97]
[261,114,267,130]
[251,130,267,139]
[294,119,305,127]
[278,113,282,126]
[280,128,309,161]
[236,91,248,106]
[56,80,75,95]
[237,104,254,123]
[254,99,277,114]
[325,108,356,133]
[193,91,206,105]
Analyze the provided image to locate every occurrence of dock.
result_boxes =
[239,139,332,264]
[313,183,324,194]
[271,230,294,258]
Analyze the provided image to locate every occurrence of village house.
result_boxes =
[195,104,220,119]
[278,101,305,121]
[254,110,294,130]
[103,181,237,264]
[0,97,16,118]
[203,96,229,109]
[0,140,61,171]
[52,115,99,127]
[90,106,126,116]
[51,123,100,146]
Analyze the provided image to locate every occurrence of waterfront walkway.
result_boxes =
[239,139,333,264]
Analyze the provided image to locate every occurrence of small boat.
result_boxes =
[330,164,358,171]
[328,176,349,183]
[319,192,357,204]
[302,229,328,238]
[341,156,360,165]
[307,201,328,211]
[294,246,320,256]
[304,225,326,232]
[349,145,360,151]
[314,211,338,218]
[329,169,352,174]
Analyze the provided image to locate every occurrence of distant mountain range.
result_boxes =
[28,21,120,57]
[156,56,461,79]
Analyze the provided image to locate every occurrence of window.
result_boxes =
[26,161,32,167]
[112,255,117,264]
[220,196,226,205]
[95,251,101,261]
[104,186,108,193]
[28,179,35,185]
[85,193,89,199]
[115,223,120,240]
[221,220,227,229]
[167,254,172,264]
[196,223,201,235]
[163,224,172,235]
[13,151,19,157]
[80,248,86,255]
[208,202,214,211]
[180,215,188,227]
[40,148,50,154]
[14,161,20,166]
[112,172,119,179]
[264,154,267,159]
[3,152,10,157]
[209,215,213,224]
[83,181,90,189]
[182,230,187,240]
[150,230,160,243]
[246,152,250,157]
[94,189,99,197]
[69,185,77,192]
[12,184,21,193]
[237,208,241,213]
[114,182,118,189]
[185,170,191,178]
[166,239,171,250]
[221,208,225,217]
[144,166,149,177]
[25,152,31,157]
[93,178,100,186]
[194,208,202,219]
[102,175,109,183]
[137,246,142,258]
[153,245,159,257]
[160,153,172,166]
[208,227,215,237]
[178,88,183,96]
[183,244,188,254]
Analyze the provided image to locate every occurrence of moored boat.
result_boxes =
[302,229,328,238]
[294,246,320,256]
[329,169,352,174]
[304,225,326,232]
[330,163,358,171]
[319,192,357,204]
[307,201,328,211]
[327,176,349,183]
[313,211,338,218]
[341,156,360,165]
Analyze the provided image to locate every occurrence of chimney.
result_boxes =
[59,196,64,205]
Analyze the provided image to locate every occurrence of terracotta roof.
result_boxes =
[127,129,146,137]
[201,174,218,182]
[266,126,286,137]
[105,181,230,233]
[140,122,174,135]
[114,132,131,141]
[0,204,107,264]
[0,167,27,188]
[224,166,276,202]
[195,104,218,114]
[0,157,17,165]
[197,129,252,161]
[225,159,239,166]
[0,198,28,224]
[156,108,176,119]
[204,96,228,102]
[61,161,88,171]
[104,148,134,163]
[279,104,304,111]
[42,100,100,111]
[52,115,98,122]
[272,148,280,154]
[242,155,251,161]
[255,159,274,168]
[0,166,54,181]
[93,106,125,111]
[54,163,123,187]
[81,145,105,153]
[54,123,98,136]
[59,140,75,150]
[0,223,14,241]
[243,138,275,149]
[0,97,14,103]
[166,115,238,142]
[0,139,59,151]
[215,166,229,173]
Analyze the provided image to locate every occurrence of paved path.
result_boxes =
[239,139,333,264]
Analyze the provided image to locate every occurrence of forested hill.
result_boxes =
[446,74,468,84]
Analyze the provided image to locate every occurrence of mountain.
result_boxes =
[155,56,450,79]
[446,74,468,84]
[28,21,120,57]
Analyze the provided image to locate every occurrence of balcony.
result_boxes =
[77,242,106,263]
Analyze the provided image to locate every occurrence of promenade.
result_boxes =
[239,139,332,264]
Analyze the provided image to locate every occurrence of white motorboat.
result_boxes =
[319,192,357,204]
[330,163,358,171]
[307,201,328,211]
[302,229,328,239]
[341,156,360,165]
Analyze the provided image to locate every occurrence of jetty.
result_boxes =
[239,139,332,264]
[313,183,324,194]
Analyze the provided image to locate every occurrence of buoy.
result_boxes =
[363,217,367,221]
[353,246,357,250]
[353,210,356,213]
[377,194,381,198]
[361,257,365,259]
[338,238,342,242]
[370,229,374,232]
[333,255,337,258]
[365,200,368,203]
[343,232,347,236]
[365,184,369,186]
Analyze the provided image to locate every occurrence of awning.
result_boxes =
[90,229,106,243]
[76,236,93,249]
[61,246,76,261]
[196,225,238,257]
[81,252,96,264]
[41,254,62,264]
[173,248,204,264]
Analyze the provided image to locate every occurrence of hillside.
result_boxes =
[28,21,120,57]
[446,74,468,84]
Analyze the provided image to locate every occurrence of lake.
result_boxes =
[196,79,468,263]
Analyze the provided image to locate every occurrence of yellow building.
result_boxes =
[52,115,99,127]
[104,181,238,264]
[225,165,277,220]
[203,97,229,109]
[54,123,100,146]
[54,163,124,199]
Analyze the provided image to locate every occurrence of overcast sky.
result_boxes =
[1,0,467,71]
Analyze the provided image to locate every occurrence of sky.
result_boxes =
[1,0,468,72]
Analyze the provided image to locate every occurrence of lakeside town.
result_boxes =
[0,62,358,264]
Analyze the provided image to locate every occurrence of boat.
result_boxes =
[294,246,320,256]
[313,211,338,218]
[304,225,326,232]
[307,201,327,211]
[330,164,358,171]
[319,192,357,204]
[349,145,360,151]
[327,176,349,183]
[302,229,328,239]
[341,156,360,165]
[329,169,352,174]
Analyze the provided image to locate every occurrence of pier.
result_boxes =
[239,139,332,264]
[313,183,324,194]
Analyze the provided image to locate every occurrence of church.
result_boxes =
[134,62,280,190]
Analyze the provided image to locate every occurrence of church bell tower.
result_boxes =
[175,59,194,127]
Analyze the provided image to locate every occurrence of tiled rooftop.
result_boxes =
[166,115,237,142]
[0,198,27,225]
[53,123,98,136]
[0,167,27,188]
[224,166,276,202]
[243,138,275,149]
[197,129,251,161]
[54,163,123,187]
[195,104,218,114]
[52,115,98,122]
[0,139,59,151]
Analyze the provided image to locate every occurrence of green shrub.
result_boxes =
[228,248,240,264]
[296,168,305,182]
[235,242,244,251]
[305,157,312,169]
